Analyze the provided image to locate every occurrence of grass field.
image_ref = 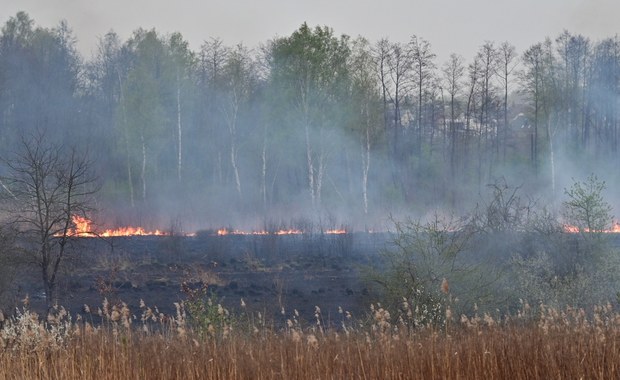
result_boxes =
[0,299,619,379]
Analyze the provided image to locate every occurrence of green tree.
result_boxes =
[166,32,196,182]
[563,174,612,234]
[349,38,383,215]
[120,29,169,202]
[220,44,257,199]
[268,23,352,209]
[0,13,81,152]
[370,213,478,327]
[198,38,229,187]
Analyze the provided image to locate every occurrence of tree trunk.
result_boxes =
[361,126,370,215]
[118,71,134,208]
[141,133,147,200]
[176,74,183,181]
[547,118,556,196]
[305,121,316,208]
[261,135,267,211]
[231,138,241,198]
[503,68,509,162]
[125,133,134,207]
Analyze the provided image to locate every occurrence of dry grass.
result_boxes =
[0,301,619,379]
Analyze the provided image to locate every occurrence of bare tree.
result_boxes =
[464,56,481,178]
[199,38,229,185]
[372,38,392,135]
[442,53,465,183]
[476,42,498,183]
[0,132,98,308]
[521,43,545,177]
[496,42,518,161]
[410,35,436,152]
[385,41,413,160]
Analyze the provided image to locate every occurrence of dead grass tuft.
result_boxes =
[0,300,619,379]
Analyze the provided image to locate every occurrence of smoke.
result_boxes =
[3,13,620,236]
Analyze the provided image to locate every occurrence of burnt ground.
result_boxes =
[13,232,392,325]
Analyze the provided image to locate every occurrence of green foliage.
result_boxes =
[563,174,613,233]
[370,178,617,322]
[370,212,483,326]
[509,175,620,309]
[511,249,620,308]
[181,283,234,338]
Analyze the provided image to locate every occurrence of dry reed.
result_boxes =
[0,300,619,379]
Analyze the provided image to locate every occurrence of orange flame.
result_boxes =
[215,228,346,236]
[67,215,166,237]
[65,216,349,238]
[563,222,620,234]
[325,229,347,235]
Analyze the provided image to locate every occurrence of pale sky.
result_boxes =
[3,0,620,62]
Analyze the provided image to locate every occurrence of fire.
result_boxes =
[563,222,620,234]
[325,229,347,235]
[215,228,347,236]
[100,226,166,237]
[274,229,303,235]
[67,215,166,237]
[71,215,93,236]
[64,216,349,238]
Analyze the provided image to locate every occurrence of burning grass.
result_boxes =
[0,299,619,379]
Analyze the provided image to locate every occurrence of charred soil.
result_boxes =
[13,232,390,323]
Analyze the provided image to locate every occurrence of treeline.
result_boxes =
[1,12,619,228]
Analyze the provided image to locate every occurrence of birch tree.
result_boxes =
[351,38,382,214]
[199,38,229,185]
[167,32,195,182]
[268,23,351,209]
[220,44,256,198]
[121,29,168,201]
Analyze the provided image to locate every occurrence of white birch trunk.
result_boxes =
[141,133,147,201]
[362,126,370,215]
[176,74,182,181]
[548,118,556,196]
[222,86,242,198]
[261,135,267,210]
[305,121,316,208]
[118,71,134,207]
[316,150,325,206]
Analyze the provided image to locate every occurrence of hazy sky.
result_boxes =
[3,0,620,61]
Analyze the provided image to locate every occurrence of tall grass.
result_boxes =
[0,300,619,379]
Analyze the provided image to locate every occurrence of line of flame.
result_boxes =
[66,215,349,238]
[563,222,620,234]
[68,215,167,237]
[216,228,347,236]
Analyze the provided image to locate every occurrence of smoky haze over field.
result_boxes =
[1,11,620,232]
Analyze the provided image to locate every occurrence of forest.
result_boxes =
[3,12,620,378]
[0,11,619,231]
